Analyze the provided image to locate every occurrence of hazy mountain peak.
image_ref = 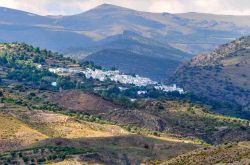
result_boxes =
[96,3,123,9]
[86,3,132,13]
[83,3,133,14]
[122,30,140,37]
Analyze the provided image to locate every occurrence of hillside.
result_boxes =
[86,49,180,81]
[52,90,250,144]
[0,83,204,165]
[162,141,250,165]
[66,31,191,81]
[1,87,249,164]
[0,42,249,164]
[172,36,250,119]
[0,90,200,164]
[69,31,192,62]
[0,112,48,152]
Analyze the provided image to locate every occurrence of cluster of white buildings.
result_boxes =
[155,84,184,94]
[48,67,184,94]
[49,67,156,86]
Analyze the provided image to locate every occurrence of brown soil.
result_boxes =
[50,90,120,114]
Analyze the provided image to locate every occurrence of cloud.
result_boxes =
[0,0,250,15]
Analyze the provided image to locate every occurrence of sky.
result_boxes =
[0,0,250,16]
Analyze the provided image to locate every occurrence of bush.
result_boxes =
[37,158,46,163]
[58,153,66,159]
[22,157,29,162]
[18,152,22,158]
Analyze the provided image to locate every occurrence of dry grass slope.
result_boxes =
[0,112,48,152]
[3,104,129,139]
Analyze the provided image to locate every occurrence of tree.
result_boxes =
[34,47,40,53]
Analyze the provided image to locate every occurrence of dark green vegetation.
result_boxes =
[0,42,249,164]
[172,36,250,119]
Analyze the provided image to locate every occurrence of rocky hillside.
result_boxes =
[172,36,250,119]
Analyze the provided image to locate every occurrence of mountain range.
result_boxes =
[1,4,250,80]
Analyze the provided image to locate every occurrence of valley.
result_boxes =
[0,42,249,164]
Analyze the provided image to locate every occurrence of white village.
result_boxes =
[48,67,184,94]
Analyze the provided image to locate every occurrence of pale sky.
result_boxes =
[0,0,250,16]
